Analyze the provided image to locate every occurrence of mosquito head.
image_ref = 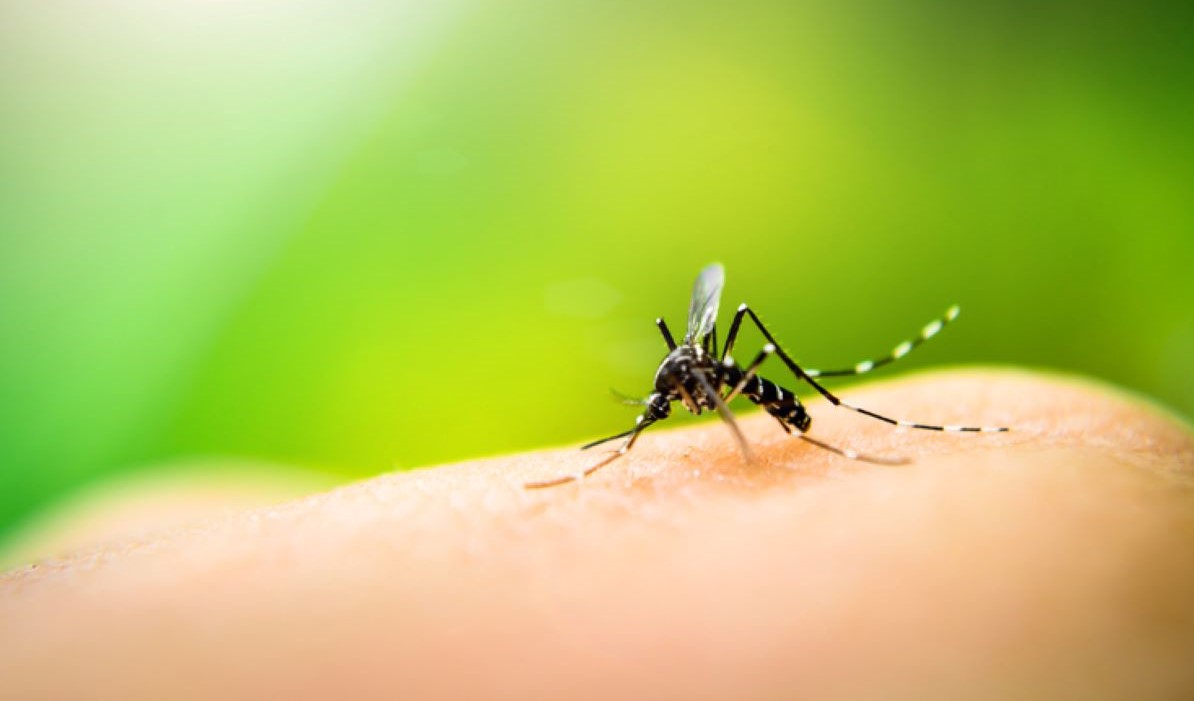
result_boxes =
[643,392,671,422]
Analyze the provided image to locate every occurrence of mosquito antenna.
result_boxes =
[609,388,648,407]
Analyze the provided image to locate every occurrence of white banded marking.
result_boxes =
[840,401,1008,433]
[803,306,961,378]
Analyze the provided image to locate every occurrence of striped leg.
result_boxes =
[805,306,961,378]
[726,304,1008,434]
[723,343,776,402]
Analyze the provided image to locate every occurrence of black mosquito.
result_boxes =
[525,263,1008,489]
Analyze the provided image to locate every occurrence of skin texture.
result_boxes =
[2,368,1194,700]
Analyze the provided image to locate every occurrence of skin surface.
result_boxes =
[2,369,1193,700]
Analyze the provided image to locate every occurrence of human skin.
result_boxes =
[2,369,1193,700]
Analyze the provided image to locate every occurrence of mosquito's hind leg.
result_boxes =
[804,306,961,378]
[655,317,676,350]
[725,304,1009,434]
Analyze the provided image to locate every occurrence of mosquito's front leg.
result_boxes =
[655,317,676,350]
[524,424,653,489]
[803,306,960,378]
[525,393,672,489]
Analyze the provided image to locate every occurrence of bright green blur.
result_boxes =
[1,1,1192,542]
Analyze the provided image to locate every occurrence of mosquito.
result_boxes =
[525,263,1008,489]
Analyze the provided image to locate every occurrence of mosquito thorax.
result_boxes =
[652,346,694,391]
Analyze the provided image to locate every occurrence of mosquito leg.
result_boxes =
[735,375,908,464]
[580,428,637,450]
[725,304,828,396]
[721,305,747,361]
[656,317,676,351]
[692,368,753,462]
[529,391,671,489]
[523,447,626,490]
[804,306,960,378]
[526,420,656,489]
[524,443,628,489]
[797,434,908,465]
[723,343,776,402]
[732,304,1009,433]
[675,383,701,415]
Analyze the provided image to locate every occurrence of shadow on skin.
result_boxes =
[2,368,1193,700]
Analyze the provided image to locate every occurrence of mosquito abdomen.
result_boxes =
[749,376,811,433]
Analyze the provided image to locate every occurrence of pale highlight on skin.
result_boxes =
[2,369,1194,701]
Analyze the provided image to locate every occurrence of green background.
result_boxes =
[2,1,1192,545]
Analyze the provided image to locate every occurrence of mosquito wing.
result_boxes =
[684,263,725,345]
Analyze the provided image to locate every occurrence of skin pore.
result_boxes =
[2,369,1193,700]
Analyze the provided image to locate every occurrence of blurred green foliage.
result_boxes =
[1,1,1192,543]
